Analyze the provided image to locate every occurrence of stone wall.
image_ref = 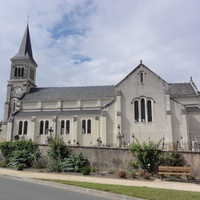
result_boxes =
[39,145,200,176]
[182,151,200,177]
[1,144,200,177]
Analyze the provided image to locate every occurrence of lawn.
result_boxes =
[42,179,200,200]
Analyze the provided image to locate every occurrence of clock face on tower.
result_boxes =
[13,87,23,98]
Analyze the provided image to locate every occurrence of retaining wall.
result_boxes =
[1,145,199,177]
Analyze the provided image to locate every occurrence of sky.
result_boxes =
[0,0,200,120]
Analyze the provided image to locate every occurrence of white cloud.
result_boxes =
[1,0,200,119]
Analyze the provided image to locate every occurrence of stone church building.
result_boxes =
[2,25,200,151]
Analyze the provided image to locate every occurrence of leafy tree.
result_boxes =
[47,137,70,172]
[130,138,162,173]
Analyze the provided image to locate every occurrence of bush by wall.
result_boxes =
[129,139,162,173]
[0,140,39,169]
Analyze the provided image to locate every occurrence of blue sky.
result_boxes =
[0,0,200,120]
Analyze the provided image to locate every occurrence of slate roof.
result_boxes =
[11,25,37,65]
[169,83,197,97]
[22,85,116,101]
[15,110,101,117]
[185,106,200,113]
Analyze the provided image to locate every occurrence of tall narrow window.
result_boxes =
[18,121,23,135]
[134,101,139,122]
[13,103,16,111]
[66,120,70,134]
[82,120,86,134]
[21,67,24,76]
[140,72,144,83]
[147,100,152,122]
[14,67,17,77]
[39,121,44,135]
[45,120,49,134]
[87,119,91,134]
[61,120,64,134]
[141,98,145,121]
[18,68,21,76]
[23,121,28,135]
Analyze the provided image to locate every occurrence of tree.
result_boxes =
[130,138,162,173]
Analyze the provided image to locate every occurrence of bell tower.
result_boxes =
[4,24,37,121]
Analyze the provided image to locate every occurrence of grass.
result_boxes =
[41,179,200,200]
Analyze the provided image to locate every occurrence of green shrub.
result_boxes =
[48,137,70,161]
[91,166,97,173]
[16,163,25,171]
[130,161,139,169]
[159,151,186,166]
[47,137,70,172]
[47,159,62,173]
[131,170,137,178]
[0,161,6,167]
[33,157,47,169]
[61,153,88,172]
[82,166,91,175]
[130,138,162,173]
[0,140,39,169]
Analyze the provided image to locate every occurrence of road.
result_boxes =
[0,176,110,200]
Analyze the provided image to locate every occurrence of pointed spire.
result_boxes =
[11,24,37,65]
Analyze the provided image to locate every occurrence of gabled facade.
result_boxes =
[2,25,200,151]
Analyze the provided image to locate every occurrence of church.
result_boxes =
[2,25,200,151]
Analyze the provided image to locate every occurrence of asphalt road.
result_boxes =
[0,176,110,200]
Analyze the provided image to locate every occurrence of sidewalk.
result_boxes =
[0,168,200,193]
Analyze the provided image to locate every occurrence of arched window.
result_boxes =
[147,100,152,122]
[61,120,64,134]
[21,67,24,76]
[82,120,86,134]
[39,121,44,135]
[45,121,49,134]
[18,68,21,76]
[134,100,139,122]
[133,97,154,123]
[18,121,23,135]
[23,121,28,135]
[87,119,91,134]
[141,98,145,121]
[66,120,70,134]
[140,72,144,83]
[14,67,17,77]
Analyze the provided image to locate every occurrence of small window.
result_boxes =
[45,120,49,134]
[134,101,139,122]
[141,98,145,121]
[18,68,21,76]
[13,103,16,112]
[82,120,86,134]
[66,120,70,134]
[39,121,44,135]
[61,120,64,135]
[18,121,23,135]
[23,121,28,135]
[87,119,91,134]
[140,72,144,83]
[147,100,152,122]
[14,67,17,77]
[21,67,24,76]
